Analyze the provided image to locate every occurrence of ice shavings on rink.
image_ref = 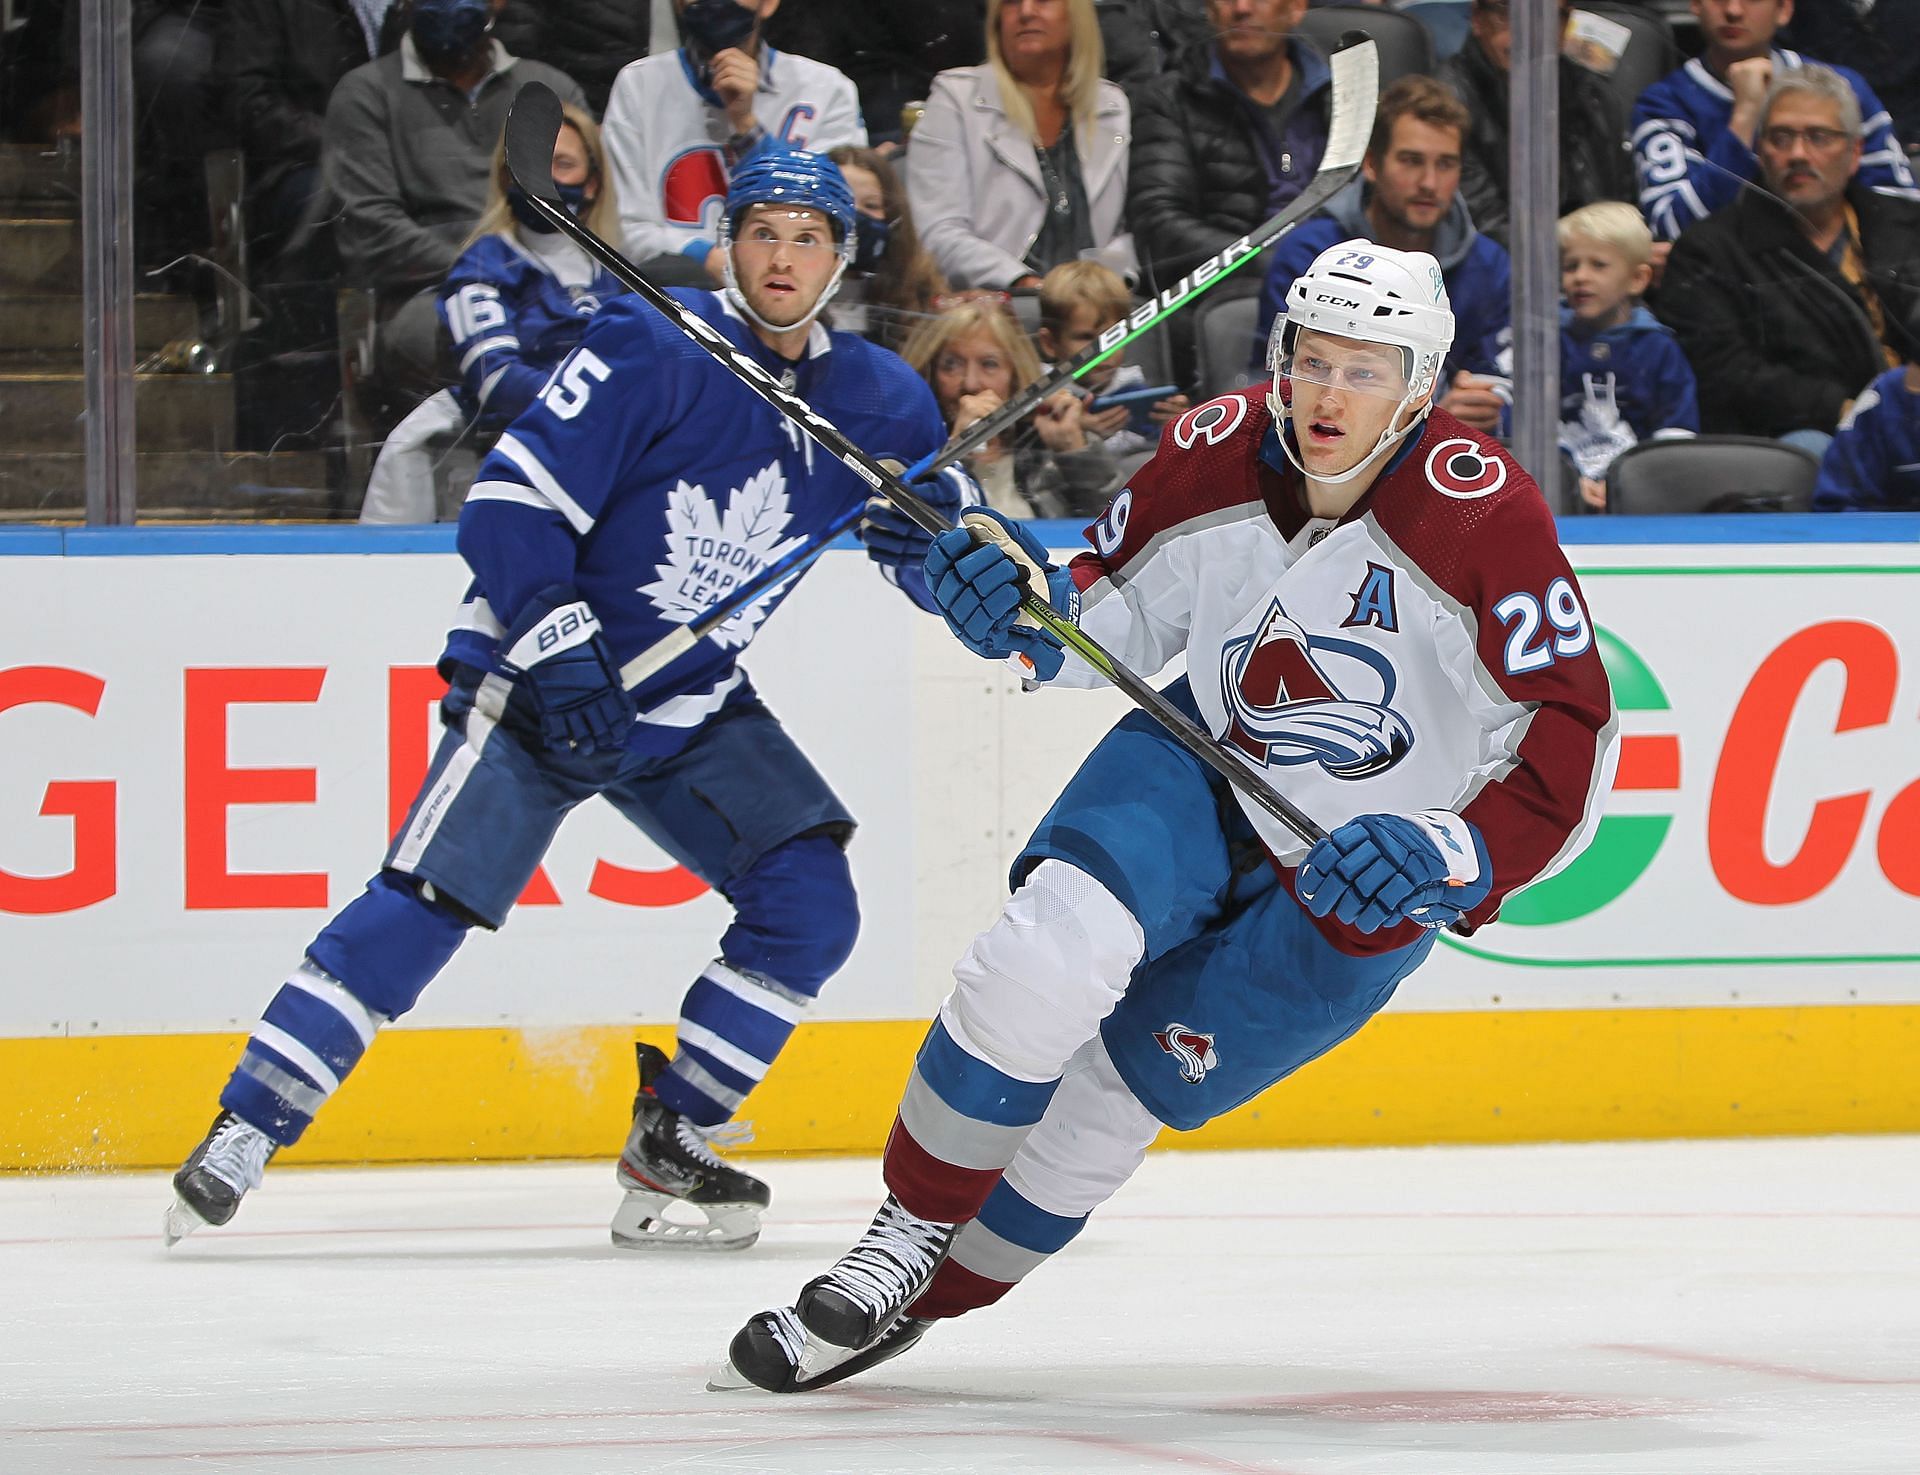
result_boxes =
[5,1135,1917,1474]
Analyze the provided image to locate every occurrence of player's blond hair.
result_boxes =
[984,0,1107,151]
[468,104,620,251]
[1556,201,1653,270]
[1038,259,1132,339]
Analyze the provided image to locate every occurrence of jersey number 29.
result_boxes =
[1493,577,1592,675]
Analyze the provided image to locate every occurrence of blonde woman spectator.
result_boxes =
[829,145,949,351]
[362,105,628,522]
[902,299,1120,519]
[906,0,1136,291]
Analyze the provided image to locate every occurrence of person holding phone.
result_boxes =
[1036,261,1188,476]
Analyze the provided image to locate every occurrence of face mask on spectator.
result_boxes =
[681,0,758,56]
[508,182,590,233]
[412,0,492,67]
[853,214,891,273]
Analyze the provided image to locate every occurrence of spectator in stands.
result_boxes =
[1441,0,1635,249]
[1632,0,1918,247]
[1098,0,1212,94]
[828,145,948,350]
[1250,75,1509,431]
[603,0,866,289]
[1036,259,1189,477]
[494,0,650,118]
[1128,0,1332,289]
[903,298,1120,518]
[1522,202,1699,511]
[1784,0,1919,158]
[1813,345,1920,512]
[361,104,626,523]
[907,0,1135,292]
[222,0,403,270]
[323,0,585,402]
[1658,65,1920,453]
[764,4,985,150]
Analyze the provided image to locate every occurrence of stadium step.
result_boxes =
[0,217,83,291]
[0,292,201,364]
[0,450,336,519]
[0,372,236,450]
[0,142,80,216]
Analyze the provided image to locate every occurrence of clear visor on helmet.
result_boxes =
[1278,345,1411,401]
[732,206,842,252]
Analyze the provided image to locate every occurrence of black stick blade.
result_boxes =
[504,80,565,202]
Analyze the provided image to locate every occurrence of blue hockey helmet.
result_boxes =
[722,145,859,268]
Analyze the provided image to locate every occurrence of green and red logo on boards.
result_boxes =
[1502,628,1677,926]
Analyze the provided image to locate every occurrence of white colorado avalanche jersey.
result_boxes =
[1050,389,1619,939]
[603,47,866,263]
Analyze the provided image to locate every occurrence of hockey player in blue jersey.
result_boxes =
[1631,0,1918,243]
[165,146,974,1251]
[363,103,631,522]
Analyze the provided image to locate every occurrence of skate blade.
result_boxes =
[161,1196,208,1248]
[610,1190,761,1253]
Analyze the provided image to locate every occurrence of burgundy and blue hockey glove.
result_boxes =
[1297,812,1492,933]
[495,584,637,756]
[925,508,1078,681]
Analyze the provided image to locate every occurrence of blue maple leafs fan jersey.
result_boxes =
[445,288,953,755]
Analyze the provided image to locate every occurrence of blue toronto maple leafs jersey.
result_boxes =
[1814,366,1920,511]
[438,233,630,430]
[445,289,951,755]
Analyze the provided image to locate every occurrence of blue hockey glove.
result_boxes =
[924,507,1079,681]
[859,462,977,573]
[1296,812,1492,933]
[495,584,637,755]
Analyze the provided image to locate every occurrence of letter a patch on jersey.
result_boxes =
[1342,562,1399,632]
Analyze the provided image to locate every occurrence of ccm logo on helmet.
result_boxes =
[1174,395,1248,449]
[1314,294,1362,310]
[1425,438,1508,499]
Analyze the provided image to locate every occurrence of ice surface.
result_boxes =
[5,1136,1917,1474]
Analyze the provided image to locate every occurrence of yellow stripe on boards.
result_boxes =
[2,1006,1916,1171]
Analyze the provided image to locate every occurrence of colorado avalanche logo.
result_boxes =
[1218,599,1414,779]
[1153,1023,1218,1085]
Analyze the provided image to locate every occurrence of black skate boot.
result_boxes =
[713,1308,934,1393]
[162,1111,277,1246]
[714,1195,955,1392]
[611,1042,770,1251]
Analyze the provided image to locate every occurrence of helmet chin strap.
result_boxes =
[721,241,848,341]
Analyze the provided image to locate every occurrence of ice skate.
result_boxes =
[715,1194,954,1391]
[711,1306,933,1393]
[162,1111,277,1246]
[611,1042,769,1251]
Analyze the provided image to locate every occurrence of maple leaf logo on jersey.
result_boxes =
[1153,1023,1218,1085]
[638,461,809,649]
[1218,598,1414,779]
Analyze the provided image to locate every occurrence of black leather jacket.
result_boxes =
[1656,184,1920,436]
[1440,34,1635,249]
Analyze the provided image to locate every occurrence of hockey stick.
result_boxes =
[504,83,1355,848]
[594,34,1380,694]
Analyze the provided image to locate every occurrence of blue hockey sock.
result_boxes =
[653,835,857,1127]
[219,962,385,1147]
[221,872,470,1146]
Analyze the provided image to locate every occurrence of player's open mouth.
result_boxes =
[1307,421,1345,443]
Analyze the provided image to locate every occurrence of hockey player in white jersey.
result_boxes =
[720,241,1619,1390]
[164,148,973,1252]
[603,0,866,284]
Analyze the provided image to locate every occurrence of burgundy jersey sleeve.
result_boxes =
[1372,417,1619,929]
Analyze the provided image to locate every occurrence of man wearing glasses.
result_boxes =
[1656,65,1920,452]
[1631,0,1918,248]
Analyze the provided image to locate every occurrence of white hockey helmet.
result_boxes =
[1266,240,1457,484]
